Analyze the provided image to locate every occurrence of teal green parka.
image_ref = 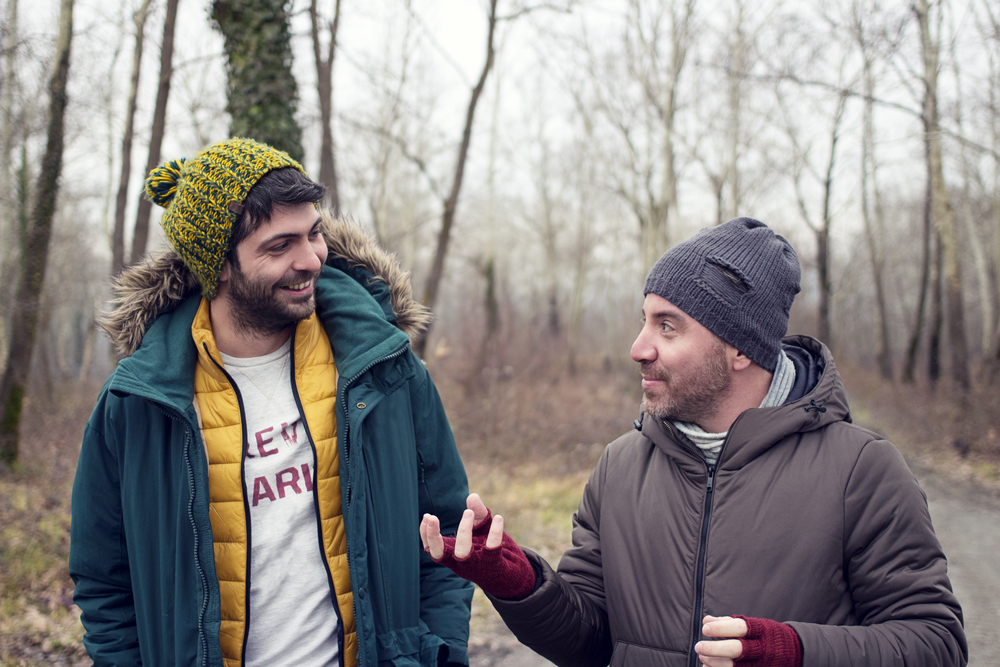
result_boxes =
[69,216,473,667]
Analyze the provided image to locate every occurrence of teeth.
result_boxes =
[286,281,309,290]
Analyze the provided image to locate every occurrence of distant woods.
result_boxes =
[1,0,1000,465]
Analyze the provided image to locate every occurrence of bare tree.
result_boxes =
[853,0,894,380]
[111,0,154,274]
[130,0,179,264]
[581,0,696,272]
[778,79,849,348]
[310,0,342,212]
[414,0,499,358]
[0,0,75,465]
[914,0,970,392]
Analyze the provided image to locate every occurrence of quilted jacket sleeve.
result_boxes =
[69,395,142,667]
[487,450,613,667]
[788,439,968,667]
[410,357,475,666]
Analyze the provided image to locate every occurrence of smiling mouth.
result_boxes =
[281,280,311,292]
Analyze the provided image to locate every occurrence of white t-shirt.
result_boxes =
[221,338,341,667]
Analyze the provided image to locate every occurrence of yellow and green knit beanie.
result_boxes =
[144,137,305,298]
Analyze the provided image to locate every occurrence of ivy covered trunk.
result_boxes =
[212,0,304,163]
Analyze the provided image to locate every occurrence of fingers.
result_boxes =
[453,508,476,560]
[466,493,490,526]
[702,615,748,639]
[694,638,742,664]
[420,514,444,560]
[486,514,504,549]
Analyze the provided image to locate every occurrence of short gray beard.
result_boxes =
[640,340,732,425]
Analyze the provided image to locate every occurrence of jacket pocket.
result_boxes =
[609,640,688,667]
[374,624,445,666]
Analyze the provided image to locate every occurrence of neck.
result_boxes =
[208,298,294,358]
[698,367,773,433]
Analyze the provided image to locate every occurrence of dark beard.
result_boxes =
[227,263,319,338]
[640,340,732,425]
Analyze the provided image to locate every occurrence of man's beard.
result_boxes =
[227,263,320,339]
[640,339,732,426]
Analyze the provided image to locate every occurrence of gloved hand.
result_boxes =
[732,616,802,667]
[419,494,537,600]
[696,615,802,667]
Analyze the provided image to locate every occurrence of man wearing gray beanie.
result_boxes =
[420,218,967,667]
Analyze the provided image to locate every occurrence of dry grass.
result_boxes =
[0,383,96,667]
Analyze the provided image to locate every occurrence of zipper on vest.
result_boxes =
[287,330,348,667]
[689,462,717,667]
[205,343,254,667]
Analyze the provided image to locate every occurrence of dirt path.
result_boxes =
[468,465,1000,667]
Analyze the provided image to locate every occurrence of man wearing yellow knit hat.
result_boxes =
[69,138,473,667]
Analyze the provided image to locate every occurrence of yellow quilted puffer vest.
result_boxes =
[190,298,357,667]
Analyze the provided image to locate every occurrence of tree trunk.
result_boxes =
[903,144,933,385]
[212,0,304,161]
[130,0,178,264]
[310,0,342,213]
[816,92,846,349]
[860,60,893,380]
[927,230,943,388]
[414,0,498,358]
[111,0,153,274]
[0,0,75,466]
[915,0,970,392]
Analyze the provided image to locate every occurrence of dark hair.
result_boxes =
[228,167,326,263]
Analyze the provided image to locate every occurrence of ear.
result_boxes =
[731,348,753,372]
[219,260,231,284]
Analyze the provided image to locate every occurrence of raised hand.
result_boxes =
[419,493,536,600]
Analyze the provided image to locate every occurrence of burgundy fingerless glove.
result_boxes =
[733,616,803,667]
[431,510,537,600]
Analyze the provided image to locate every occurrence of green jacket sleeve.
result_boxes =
[69,395,143,666]
[409,357,474,666]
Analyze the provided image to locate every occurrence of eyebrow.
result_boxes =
[643,307,687,327]
[256,218,323,250]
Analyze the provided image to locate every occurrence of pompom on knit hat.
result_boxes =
[144,137,305,299]
[643,217,801,373]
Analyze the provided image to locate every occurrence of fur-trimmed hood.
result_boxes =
[99,212,431,358]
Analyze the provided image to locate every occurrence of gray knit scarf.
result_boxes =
[672,350,796,466]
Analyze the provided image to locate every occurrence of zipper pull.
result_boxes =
[707,465,716,491]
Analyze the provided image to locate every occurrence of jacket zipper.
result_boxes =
[149,401,210,667]
[337,343,409,665]
[205,344,254,667]
[287,330,348,667]
[182,420,210,667]
[689,462,716,667]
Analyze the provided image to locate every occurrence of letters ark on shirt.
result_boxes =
[245,418,316,507]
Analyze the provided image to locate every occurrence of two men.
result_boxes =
[421,218,967,667]
[70,138,473,666]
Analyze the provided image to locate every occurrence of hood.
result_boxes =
[98,212,431,359]
[639,335,851,471]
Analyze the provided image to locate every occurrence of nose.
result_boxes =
[293,241,324,273]
[630,328,655,363]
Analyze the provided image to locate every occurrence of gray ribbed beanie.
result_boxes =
[643,217,800,373]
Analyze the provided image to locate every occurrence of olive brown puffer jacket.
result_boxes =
[490,336,966,667]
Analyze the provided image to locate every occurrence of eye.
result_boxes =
[659,321,673,334]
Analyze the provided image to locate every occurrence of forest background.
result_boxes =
[1,0,1000,664]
